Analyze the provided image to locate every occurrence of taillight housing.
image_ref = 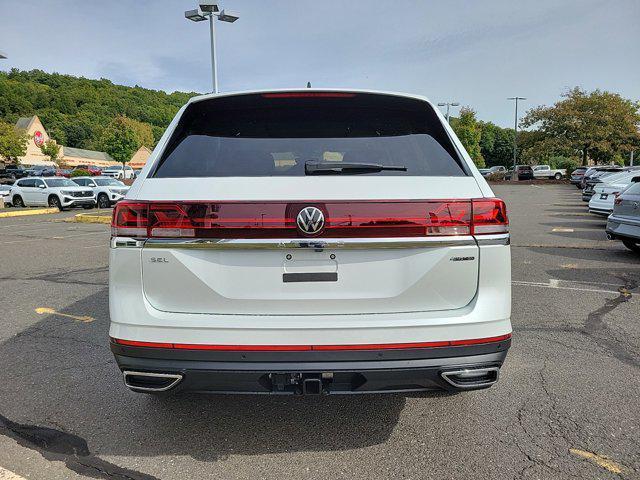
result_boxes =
[111,198,508,239]
[614,193,622,205]
[471,199,509,234]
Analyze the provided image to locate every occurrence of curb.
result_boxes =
[0,207,59,218]
[67,213,112,224]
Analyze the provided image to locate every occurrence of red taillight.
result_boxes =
[111,202,148,237]
[471,199,509,235]
[261,92,356,98]
[111,199,508,238]
[614,193,622,205]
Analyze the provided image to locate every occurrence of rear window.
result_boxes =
[153,93,468,177]
[624,182,640,195]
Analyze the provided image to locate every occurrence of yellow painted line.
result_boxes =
[0,466,27,480]
[35,307,94,323]
[569,448,626,474]
[0,208,58,218]
[66,213,111,224]
[551,227,574,232]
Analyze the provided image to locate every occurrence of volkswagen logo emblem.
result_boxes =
[296,207,325,235]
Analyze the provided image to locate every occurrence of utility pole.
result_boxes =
[437,102,460,123]
[508,96,526,179]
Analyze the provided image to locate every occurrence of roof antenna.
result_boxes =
[307,82,311,88]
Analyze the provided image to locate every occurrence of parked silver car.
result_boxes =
[606,178,640,253]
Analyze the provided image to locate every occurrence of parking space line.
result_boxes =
[35,307,94,323]
[569,448,625,474]
[0,231,107,245]
[0,466,27,480]
[513,280,622,295]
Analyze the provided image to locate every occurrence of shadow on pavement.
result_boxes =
[0,289,406,466]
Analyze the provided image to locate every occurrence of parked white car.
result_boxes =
[109,89,512,396]
[102,164,135,179]
[0,184,11,205]
[9,177,95,210]
[72,176,129,208]
[588,170,640,216]
[532,165,566,179]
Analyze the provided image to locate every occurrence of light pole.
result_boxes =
[185,3,239,93]
[0,51,7,59]
[507,96,526,178]
[437,102,460,123]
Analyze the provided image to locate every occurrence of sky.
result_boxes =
[0,0,638,127]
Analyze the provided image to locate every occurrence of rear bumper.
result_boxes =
[588,205,613,216]
[607,215,640,241]
[111,339,511,394]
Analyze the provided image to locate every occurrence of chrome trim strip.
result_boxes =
[123,371,183,392]
[143,236,477,250]
[474,234,510,246]
[111,237,145,248]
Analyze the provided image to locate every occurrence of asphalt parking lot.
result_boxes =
[0,184,638,480]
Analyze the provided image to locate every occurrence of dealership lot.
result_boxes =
[0,184,638,480]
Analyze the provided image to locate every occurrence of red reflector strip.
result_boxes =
[112,334,511,351]
[262,92,356,98]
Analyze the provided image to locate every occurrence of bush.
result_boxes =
[70,169,91,177]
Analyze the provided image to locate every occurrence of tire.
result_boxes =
[97,193,110,209]
[48,195,62,211]
[622,239,640,253]
[554,172,562,180]
[12,195,24,208]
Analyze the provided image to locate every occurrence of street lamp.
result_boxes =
[437,102,460,123]
[507,96,526,178]
[0,51,7,59]
[185,2,239,93]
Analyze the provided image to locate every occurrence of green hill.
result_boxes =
[0,68,198,151]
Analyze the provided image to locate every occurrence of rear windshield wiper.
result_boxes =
[305,161,407,175]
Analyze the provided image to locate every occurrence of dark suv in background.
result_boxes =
[0,165,28,183]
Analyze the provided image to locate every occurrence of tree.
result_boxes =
[40,140,61,165]
[451,107,485,167]
[0,121,28,163]
[480,122,515,167]
[100,116,138,164]
[121,116,154,148]
[522,87,640,166]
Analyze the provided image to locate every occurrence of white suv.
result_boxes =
[10,176,95,210]
[102,164,135,179]
[72,176,129,208]
[109,90,512,395]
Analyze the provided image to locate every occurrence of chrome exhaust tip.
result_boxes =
[606,233,615,240]
[123,370,183,392]
[440,367,500,389]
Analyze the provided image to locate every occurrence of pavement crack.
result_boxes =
[0,413,159,480]
[581,274,639,369]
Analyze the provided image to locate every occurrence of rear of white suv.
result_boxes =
[109,90,511,395]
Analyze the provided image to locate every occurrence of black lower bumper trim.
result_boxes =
[112,341,510,395]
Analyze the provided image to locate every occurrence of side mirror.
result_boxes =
[632,176,640,183]
[38,184,45,189]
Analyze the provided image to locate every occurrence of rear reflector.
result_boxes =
[112,334,511,351]
[111,199,508,239]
